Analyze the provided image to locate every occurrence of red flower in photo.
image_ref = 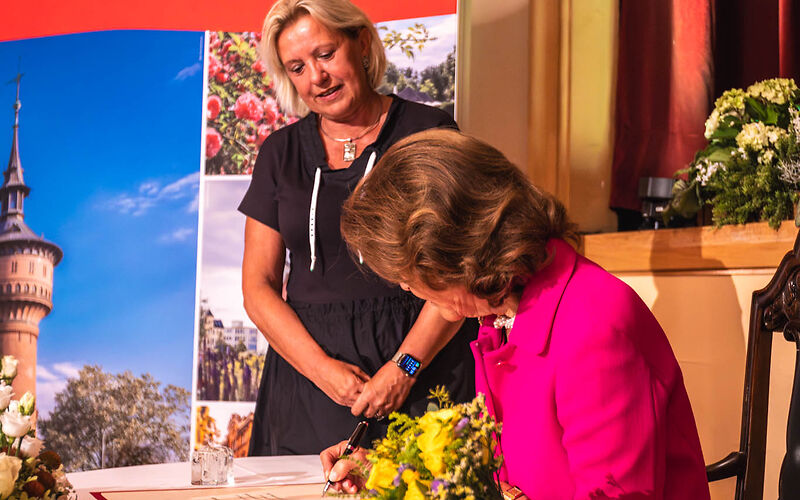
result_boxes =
[257,124,271,145]
[251,60,266,74]
[234,93,264,122]
[262,97,280,126]
[206,128,222,158]
[208,56,221,77]
[207,95,222,121]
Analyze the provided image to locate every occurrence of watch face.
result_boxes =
[398,354,420,376]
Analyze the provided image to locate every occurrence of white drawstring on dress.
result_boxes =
[308,167,322,271]
[357,151,377,265]
[308,151,377,272]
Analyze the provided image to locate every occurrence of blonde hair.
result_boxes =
[341,129,579,306]
[261,0,386,116]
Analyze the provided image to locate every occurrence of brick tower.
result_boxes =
[0,74,62,397]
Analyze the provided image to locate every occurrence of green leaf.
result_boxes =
[710,125,740,140]
[764,104,780,125]
[704,147,736,163]
[745,97,767,121]
[663,179,702,225]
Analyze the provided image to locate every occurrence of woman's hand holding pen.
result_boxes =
[320,441,368,494]
[313,357,371,407]
[350,361,414,418]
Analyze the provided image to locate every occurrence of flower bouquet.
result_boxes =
[357,388,503,500]
[0,355,73,500]
[664,78,800,229]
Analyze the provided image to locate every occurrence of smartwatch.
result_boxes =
[391,352,421,377]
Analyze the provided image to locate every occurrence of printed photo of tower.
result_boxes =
[0,74,61,397]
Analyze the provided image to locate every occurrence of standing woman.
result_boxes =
[238,0,477,456]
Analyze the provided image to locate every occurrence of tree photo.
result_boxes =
[38,366,190,472]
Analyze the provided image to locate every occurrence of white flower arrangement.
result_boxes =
[0,356,73,500]
[665,78,800,229]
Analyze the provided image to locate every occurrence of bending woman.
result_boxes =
[322,129,711,499]
[239,0,477,455]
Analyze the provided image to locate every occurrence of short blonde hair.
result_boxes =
[261,0,386,117]
[341,129,579,306]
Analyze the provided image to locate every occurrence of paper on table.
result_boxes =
[91,483,325,500]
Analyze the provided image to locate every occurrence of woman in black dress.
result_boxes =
[238,0,477,455]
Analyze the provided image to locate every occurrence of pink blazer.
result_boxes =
[472,239,710,500]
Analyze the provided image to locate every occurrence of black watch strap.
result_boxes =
[391,352,421,377]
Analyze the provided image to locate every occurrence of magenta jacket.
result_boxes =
[472,239,710,500]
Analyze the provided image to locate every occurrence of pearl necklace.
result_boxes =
[493,314,515,330]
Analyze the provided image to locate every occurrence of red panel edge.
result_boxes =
[1,0,457,42]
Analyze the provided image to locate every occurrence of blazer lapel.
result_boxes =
[512,239,578,356]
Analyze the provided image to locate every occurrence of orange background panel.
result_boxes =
[1,0,457,42]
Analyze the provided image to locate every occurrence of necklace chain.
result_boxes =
[319,106,382,162]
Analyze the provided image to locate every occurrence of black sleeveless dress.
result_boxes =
[238,96,478,455]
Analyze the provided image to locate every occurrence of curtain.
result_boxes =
[609,0,714,214]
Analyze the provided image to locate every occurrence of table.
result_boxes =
[67,455,325,499]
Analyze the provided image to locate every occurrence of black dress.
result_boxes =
[238,96,478,455]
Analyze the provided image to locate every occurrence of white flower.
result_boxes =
[746,78,798,105]
[0,407,31,438]
[53,465,71,490]
[0,386,12,412]
[759,150,776,165]
[0,357,16,380]
[704,109,721,139]
[694,159,726,186]
[736,123,789,153]
[790,108,800,139]
[18,392,34,416]
[19,436,43,458]
[0,454,21,499]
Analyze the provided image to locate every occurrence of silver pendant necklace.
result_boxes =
[319,108,382,162]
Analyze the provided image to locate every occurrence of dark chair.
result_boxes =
[705,231,800,499]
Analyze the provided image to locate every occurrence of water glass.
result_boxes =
[191,444,234,485]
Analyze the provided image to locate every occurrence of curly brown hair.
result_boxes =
[340,129,579,306]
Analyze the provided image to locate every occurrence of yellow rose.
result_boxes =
[417,408,458,476]
[402,469,428,500]
[364,458,397,491]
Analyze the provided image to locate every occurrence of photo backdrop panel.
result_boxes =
[0,29,203,470]
[194,178,260,404]
[195,401,256,458]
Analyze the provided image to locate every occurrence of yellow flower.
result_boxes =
[364,458,398,491]
[417,408,458,475]
[402,469,428,500]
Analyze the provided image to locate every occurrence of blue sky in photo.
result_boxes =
[0,30,205,415]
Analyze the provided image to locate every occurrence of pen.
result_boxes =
[322,419,369,496]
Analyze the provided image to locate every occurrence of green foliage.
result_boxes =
[707,156,798,228]
[38,366,190,472]
[379,47,456,105]
[379,24,437,60]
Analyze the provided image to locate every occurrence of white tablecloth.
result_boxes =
[67,455,324,500]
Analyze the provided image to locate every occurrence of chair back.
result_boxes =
[706,231,800,499]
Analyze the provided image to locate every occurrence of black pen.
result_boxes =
[322,419,369,496]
